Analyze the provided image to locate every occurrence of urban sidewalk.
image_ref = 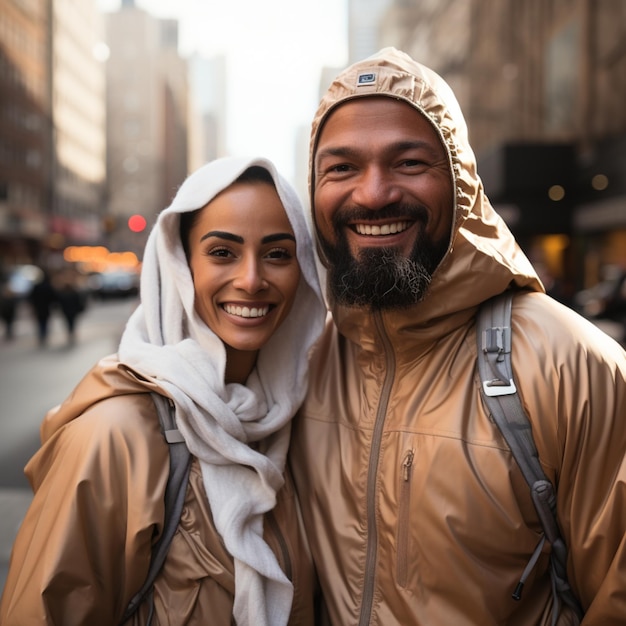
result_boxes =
[0,489,32,595]
[1,306,39,596]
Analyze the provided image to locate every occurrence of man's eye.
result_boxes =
[402,158,427,167]
[318,162,351,176]
[330,163,351,173]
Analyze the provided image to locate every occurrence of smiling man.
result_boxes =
[314,96,453,310]
[290,48,626,625]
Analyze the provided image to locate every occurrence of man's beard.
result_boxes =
[317,204,449,311]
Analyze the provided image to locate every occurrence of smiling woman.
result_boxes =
[180,166,301,383]
[0,156,326,626]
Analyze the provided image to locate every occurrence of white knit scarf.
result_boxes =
[118,156,326,626]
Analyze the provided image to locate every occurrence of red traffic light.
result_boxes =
[128,214,147,233]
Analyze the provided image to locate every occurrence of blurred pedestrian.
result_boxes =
[0,156,326,625]
[55,273,87,346]
[28,270,56,347]
[0,273,18,340]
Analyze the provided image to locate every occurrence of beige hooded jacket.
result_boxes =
[290,48,626,625]
[0,358,318,625]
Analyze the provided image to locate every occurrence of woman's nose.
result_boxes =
[351,166,402,210]
[232,257,268,293]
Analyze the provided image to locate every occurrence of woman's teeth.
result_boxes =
[223,304,269,318]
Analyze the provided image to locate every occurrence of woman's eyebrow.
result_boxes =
[262,233,296,244]
[199,231,296,244]
[200,230,243,243]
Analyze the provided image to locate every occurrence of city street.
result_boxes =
[0,296,138,595]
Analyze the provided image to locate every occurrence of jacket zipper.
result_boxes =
[358,311,396,626]
[266,509,293,582]
[397,449,414,587]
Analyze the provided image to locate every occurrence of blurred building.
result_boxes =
[0,0,51,268]
[0,0,105,271]
[187,53,227,172]
[297,64,347,203]
[49,0,106,253]
[103,0,188,255]
[349,0,393,64]
[379,0,626,297]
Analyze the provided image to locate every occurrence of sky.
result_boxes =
[96,0,348,185]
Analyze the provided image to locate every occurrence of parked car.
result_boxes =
[575,266,626,319]
[5,264,44,299]
[574,265,626,345]
[88,270,140,300]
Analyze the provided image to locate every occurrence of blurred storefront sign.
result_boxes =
[575,133,626,233]
[574,195,626,232]
[0,209,48,238]
[478,143,577,235]
[50,215,101,243]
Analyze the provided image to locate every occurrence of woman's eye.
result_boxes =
[266,247,293,260]
[207,247,232,258]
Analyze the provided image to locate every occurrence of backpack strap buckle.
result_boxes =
[482,325,516,396]
[483,377,517,397]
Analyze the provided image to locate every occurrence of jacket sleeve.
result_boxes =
[0,394,170,626]
[515,296,626,623]
[559,332,626,623]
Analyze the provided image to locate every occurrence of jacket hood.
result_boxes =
[309,47,542,341]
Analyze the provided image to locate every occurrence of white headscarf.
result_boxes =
[118,156,326,626]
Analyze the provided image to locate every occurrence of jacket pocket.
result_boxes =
[396,449,414,588]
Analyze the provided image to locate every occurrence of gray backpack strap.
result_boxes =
[120,392,192,625]
[477,292,583,623]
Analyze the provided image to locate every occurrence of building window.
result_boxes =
[544,18,579,134]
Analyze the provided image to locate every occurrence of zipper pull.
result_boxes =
[402,450,414,481]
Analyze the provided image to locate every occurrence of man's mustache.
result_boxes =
[332,203,429,228]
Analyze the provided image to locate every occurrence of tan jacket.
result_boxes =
[0,356,318,625]
[290,48,626,625]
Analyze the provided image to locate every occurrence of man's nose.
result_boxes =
[351,166,402,210]
[232,257,268,293]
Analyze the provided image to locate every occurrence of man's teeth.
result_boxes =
[224,304,269,318]
[355,221,408,236]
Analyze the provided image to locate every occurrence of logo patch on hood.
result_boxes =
[357,71,377,86]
